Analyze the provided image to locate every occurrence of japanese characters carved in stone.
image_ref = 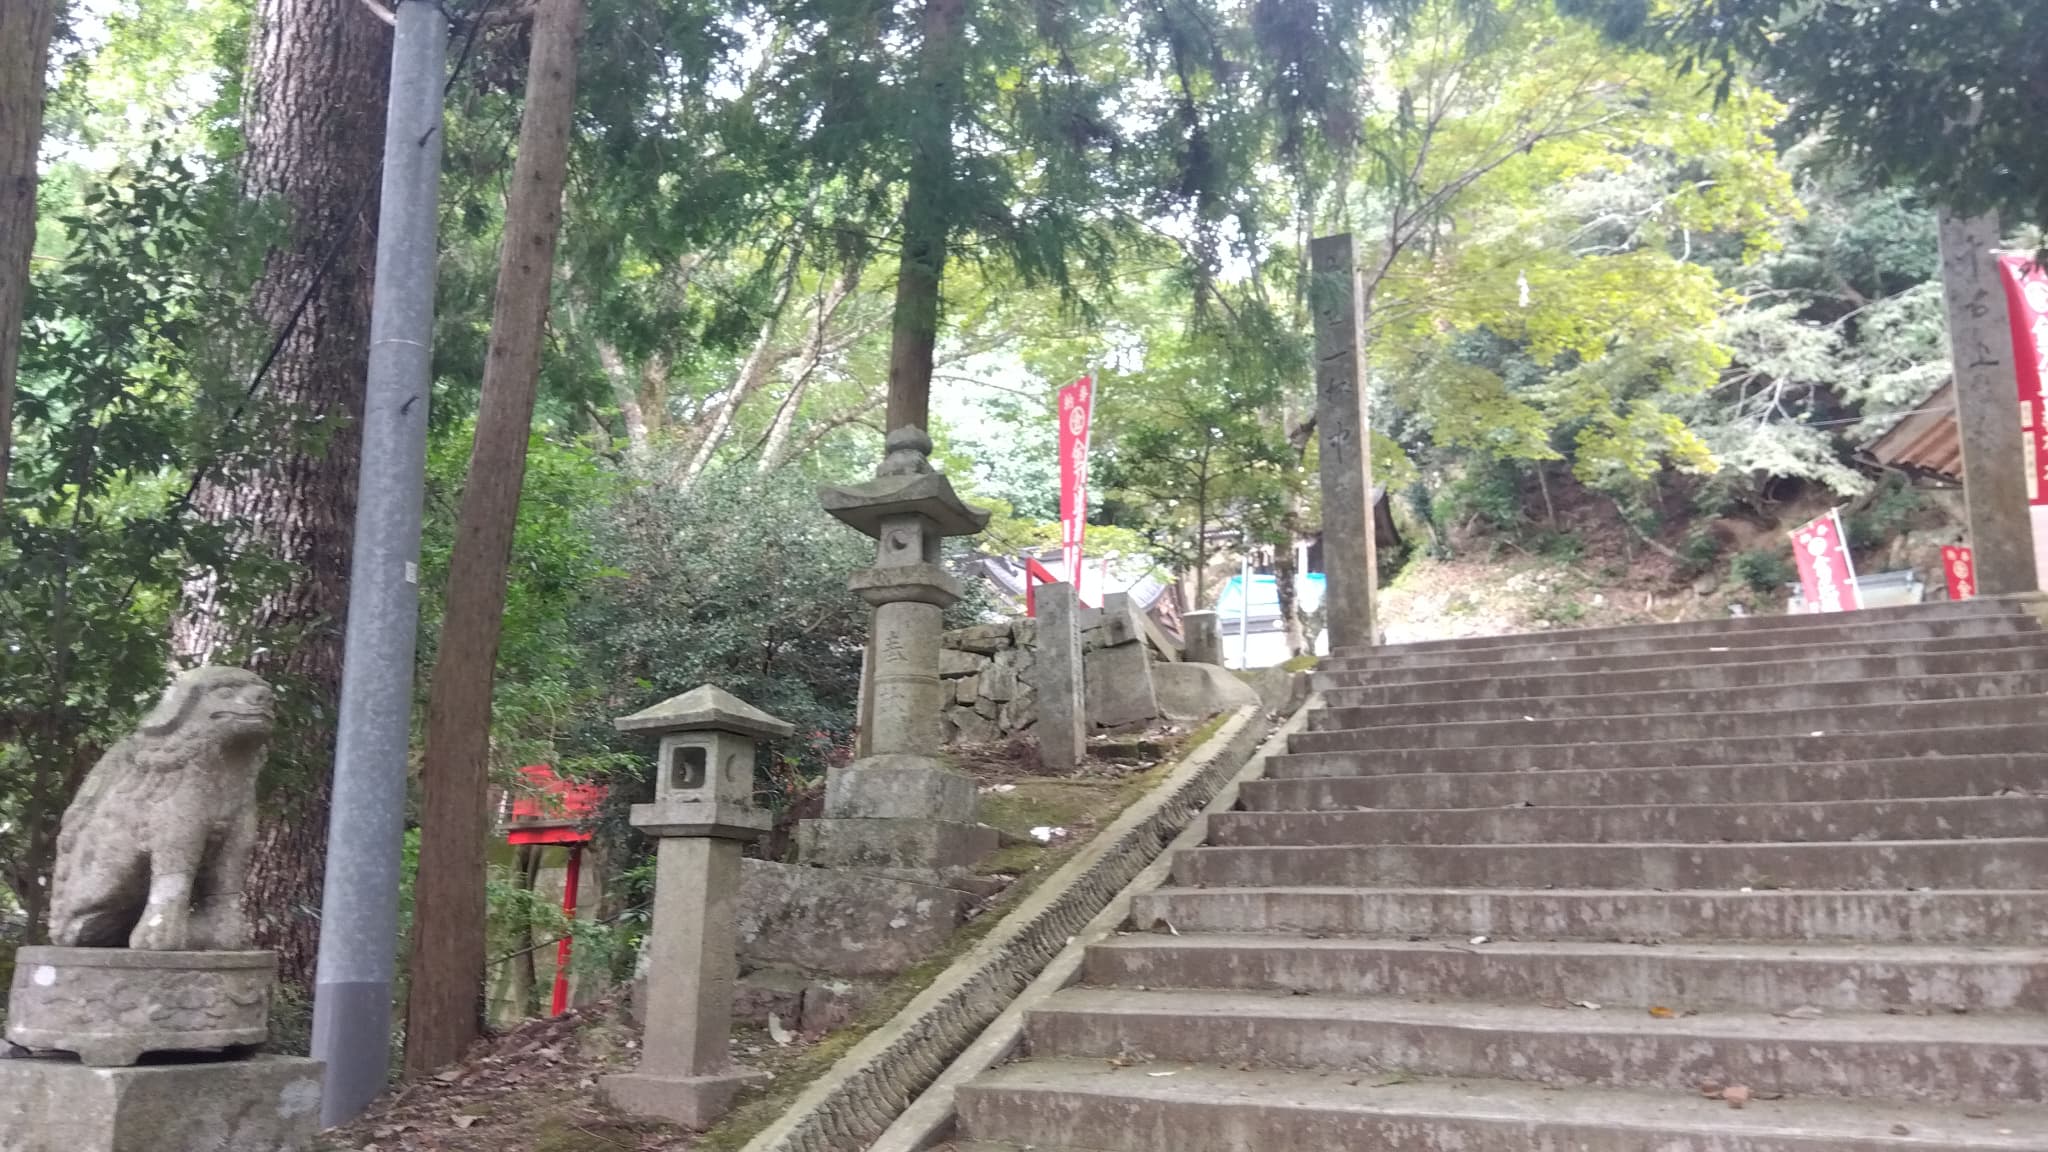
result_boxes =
[49,666,275,951]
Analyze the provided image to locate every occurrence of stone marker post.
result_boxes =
[805,428,996,889]
[1181,610,1222,666]
[1310,232,1379,649]
[601,686,793,1129]
[1937,209,2037,595]
[1035,581,1088,771]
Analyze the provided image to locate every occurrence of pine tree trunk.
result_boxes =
[405,0,583,1076]
[884,0,966,435]
[0,0,56,513]
[169,0,390,992]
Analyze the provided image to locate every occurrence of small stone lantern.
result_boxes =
[600,685,792,1129]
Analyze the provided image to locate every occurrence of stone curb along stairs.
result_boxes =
[736,705,1273,1152]
[948,595,2048,1151]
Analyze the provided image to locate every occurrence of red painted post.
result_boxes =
[551,844,582,1017]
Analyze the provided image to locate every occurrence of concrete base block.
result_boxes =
[739,859,973,978]
[1085,642,1160,729]
[824,756,979,821]
[1153,662,1262,721]
[601,1066,766,1130]
[798,817,998,888]
[6,947,272,1067]
[0,1054,323,1152]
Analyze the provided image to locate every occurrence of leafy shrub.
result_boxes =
[1436,460,1523,534]
[1847,474,1927,552]
[1677,527,1722,575]
[1731,548,1796,592]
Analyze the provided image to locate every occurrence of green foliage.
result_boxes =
[1094,303,1296,586]
[1731,547,1795,593]
[579,468,872,785]
[1436,459,1525,535]
[1589,0,2048,232]
[0,154,254,930]
[1847,475,1928,554]
[1677,526,1722,575]
[1354,0,1796,515]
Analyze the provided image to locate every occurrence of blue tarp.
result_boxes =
[1212,572,1326,619]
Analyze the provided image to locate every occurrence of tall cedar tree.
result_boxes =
[169,0,391,989]
[0,0,57,511]
[758,0,1128,436]
[406,0,586,1075]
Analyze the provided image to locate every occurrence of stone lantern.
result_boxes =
[600,685,791,1129]
[805,427,996,890]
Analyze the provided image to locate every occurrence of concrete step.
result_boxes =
[1170,838,2048,890]
[1325,595,2039,659]
[1294,695,2048,753]
[1022,988,2048,1104]
[1207,797,2048,846]
[1318,615,2039,673]
[1240,755,2048,810]
[1083,934,2048,1012]
[1314,632,2048,690]
[957,1060,2048,1152]
[1272,722,2048,774]
[1323,642,2048,706]
[1128,886,2048,944]
[1317,669,2048,728]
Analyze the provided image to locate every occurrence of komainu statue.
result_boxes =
[48,666,274,951]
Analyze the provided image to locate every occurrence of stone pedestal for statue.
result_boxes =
[601,686,790,1130]
[0,668,323,1152]
[6,947,272,1068]
[807,428,995,891]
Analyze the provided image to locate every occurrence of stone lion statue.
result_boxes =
[49,666,275,951]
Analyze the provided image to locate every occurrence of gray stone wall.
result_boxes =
[939,605,1170,744]
[938,619,1041,743]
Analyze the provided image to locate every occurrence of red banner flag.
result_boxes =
[1942,544,1977,601]
[1997,254,2048,506]
[1790,509,1862,613]
[1058,376,1095,594]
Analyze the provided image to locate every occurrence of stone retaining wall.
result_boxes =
[938,620,1040,743]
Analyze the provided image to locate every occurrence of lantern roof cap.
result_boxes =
[612,685,794,739]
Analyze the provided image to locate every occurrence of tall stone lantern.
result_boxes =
[806,428,995,889]
[600,685,791,1129]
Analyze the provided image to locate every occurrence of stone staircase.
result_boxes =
[948,596,2048,1150]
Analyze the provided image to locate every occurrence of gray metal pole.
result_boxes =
[312,0,446,1126]
[1237,545,1251,669]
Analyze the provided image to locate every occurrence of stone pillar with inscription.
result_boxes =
[802,428,997,890]
[1937,209,2037,595]
[1309,232,1380,650]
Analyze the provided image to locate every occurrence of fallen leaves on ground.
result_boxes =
[318,999,684,1152]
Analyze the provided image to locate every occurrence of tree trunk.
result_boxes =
[405,0,583,1077]
[759,264,859,472]
[510,844,542,1017]
[0,0,54,513]
[884,0,967,435]
[595,340,651,459]
[679,235,804,489]
[1273,537,1306,657]
[169,0,391,992]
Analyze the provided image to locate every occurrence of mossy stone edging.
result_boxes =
[733,705,1271,1152]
